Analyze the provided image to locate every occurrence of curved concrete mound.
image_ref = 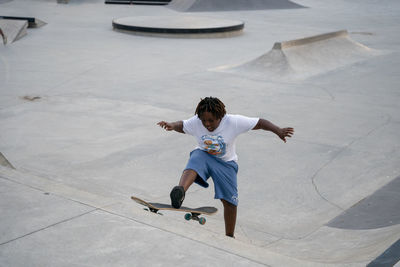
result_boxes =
[168,0,305,12]
[112,16,244,38]
[214,30,380,80]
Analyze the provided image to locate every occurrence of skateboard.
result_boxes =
[131,196,217,225]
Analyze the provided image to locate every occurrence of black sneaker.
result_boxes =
[170,186,185,209]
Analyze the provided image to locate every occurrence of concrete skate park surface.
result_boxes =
[0,0,399,266]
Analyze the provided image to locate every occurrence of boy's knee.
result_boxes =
[221,199,237,208]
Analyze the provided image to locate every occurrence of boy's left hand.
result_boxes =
[278,127,294,143]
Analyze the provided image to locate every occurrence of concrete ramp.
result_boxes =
[214,30,380,80]
[0,19,27,44]
[168,0,305,12]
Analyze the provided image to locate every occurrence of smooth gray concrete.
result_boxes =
[328,176,400,230]
[0,0,399,266]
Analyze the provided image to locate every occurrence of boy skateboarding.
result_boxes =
[157,97,294,237]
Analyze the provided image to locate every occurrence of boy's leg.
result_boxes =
[221,199,237,238]
[170,169,198,208]
[179,169,198,191]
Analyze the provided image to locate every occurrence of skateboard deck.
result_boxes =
[131,196,217,225]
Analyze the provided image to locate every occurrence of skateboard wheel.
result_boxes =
[185,213,192,221]
[199,217,206,225]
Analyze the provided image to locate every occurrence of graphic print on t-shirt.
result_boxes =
[201,135,226,157]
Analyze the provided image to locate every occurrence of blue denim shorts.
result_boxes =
[184,149,239,206]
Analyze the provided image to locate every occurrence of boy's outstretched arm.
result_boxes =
[253,118,294,143]
[157,121,184,133]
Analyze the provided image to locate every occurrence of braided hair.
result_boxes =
[195,97,226,120]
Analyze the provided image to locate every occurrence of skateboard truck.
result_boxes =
[184,212,206,225]
[144,207,163,216]
[144,208,205,224]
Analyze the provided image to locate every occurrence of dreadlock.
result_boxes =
[195,97,226,120]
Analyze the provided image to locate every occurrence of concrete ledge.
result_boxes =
[0,16,46,28]
[105,0,170,5]
[273,30,348,50]
[112,16,244,38]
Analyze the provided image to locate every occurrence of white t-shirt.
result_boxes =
[183,114,259,162]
